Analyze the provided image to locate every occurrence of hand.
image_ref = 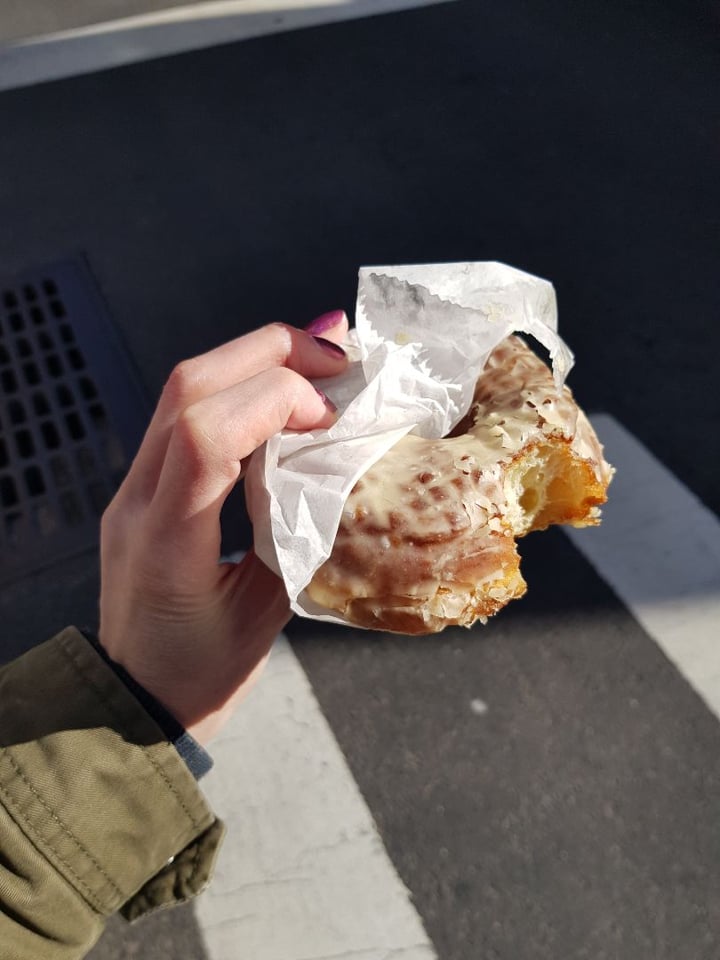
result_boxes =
[98,313,348,744]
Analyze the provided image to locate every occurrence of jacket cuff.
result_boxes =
[83,630,214,781]
[0,627,224,920]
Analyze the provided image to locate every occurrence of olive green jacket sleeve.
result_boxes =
[0,627,225,960]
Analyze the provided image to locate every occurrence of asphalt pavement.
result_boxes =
[1,1,719,958]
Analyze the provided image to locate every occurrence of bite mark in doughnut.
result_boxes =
[306,335,613,634]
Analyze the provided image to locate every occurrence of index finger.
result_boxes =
[123,314,348,503]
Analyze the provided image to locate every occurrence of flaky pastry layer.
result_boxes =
[306,336,613,634]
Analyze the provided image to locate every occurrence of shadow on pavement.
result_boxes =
[87,904,210,960]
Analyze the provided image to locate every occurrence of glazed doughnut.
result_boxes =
[306,335,613,634]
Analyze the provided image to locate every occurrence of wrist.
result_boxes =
[84,631,214,776]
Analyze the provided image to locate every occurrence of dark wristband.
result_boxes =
[82,631,213,781]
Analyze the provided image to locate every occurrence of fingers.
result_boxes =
[144,366,335,581]
[124,312,348,502]
[164,316,349,410]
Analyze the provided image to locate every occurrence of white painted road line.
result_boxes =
[565,413,720,718]
[0,0,458,92]
[196,634,437,960]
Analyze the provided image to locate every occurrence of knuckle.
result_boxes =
[269,365,305,404]
[100,489,129,532]
[272,367,320,428]
[164,357,206,407]
[171,404,236,485]
[100,495,134,553]
[173,405,213,459]
[100,501,117,538]
[264,322,295,362]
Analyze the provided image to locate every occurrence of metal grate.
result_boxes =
[0,258,148,585]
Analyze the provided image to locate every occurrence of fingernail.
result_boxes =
[313,335,346,359]
[316,388,337,413]
[304,310,346,336]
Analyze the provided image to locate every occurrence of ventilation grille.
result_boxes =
[0,259,148,585]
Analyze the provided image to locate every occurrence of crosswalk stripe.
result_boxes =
[0,0,458,92]
[565,414,720,718]
[196,635,437,960]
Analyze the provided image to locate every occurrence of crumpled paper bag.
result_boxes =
[246,261,574,624]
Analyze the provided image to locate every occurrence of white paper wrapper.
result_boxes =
[245,261,574,624]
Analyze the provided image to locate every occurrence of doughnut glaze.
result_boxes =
[306,336,613,634]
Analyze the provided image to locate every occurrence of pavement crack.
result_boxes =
[381,947,435,959]
[205,912,259,931]
[213,875,310,897]
[289,946,433,960]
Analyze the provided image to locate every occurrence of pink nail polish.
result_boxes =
[313,335,346,359]
[315,388,337,413]
[304,310,346,336]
